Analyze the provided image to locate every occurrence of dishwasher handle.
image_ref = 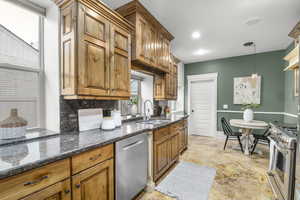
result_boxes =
[122,140,144,151]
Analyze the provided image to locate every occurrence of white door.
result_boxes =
[190,79,215,137]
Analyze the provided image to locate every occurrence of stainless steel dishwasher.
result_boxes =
[116,133,148,200]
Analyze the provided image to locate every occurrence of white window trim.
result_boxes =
[4,0,46,16]
[187,72,218,137]
[38,16,45,128]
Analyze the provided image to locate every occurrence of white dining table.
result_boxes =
[230,119,269,155]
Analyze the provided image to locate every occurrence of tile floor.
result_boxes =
[141,135,274,200]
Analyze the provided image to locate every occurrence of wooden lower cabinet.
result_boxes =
[153,137,170,181]
[0,159,70,200]
[153,120,187,182]
[72,159,114,200]
[0,145,115,200]
[179,121,188,153]
[170,133,180,163]
[21,179,71,200]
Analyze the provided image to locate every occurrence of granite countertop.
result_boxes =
[0,114,188,179]
[0,129,59,146]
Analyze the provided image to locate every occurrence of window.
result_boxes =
[120,78,142,116]
[0,1,44,129]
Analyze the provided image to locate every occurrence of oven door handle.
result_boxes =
[274,143,289,155]
[268,136,290,155]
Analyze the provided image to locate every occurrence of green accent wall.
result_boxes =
[184,50,286,131]
[284,42,298,124]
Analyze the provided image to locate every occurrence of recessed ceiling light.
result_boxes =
[192,31,201,39]
[194,49,210,55]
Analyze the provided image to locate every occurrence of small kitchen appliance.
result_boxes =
[112,110,122,127]
[101,117,116,131]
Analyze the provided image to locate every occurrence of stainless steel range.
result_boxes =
[268,122,297,200]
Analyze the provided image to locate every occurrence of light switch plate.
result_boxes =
[223,104,229,109]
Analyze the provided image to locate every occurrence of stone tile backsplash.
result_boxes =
[60,97,118,132]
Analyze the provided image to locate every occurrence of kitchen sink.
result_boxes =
[136,119,170,125]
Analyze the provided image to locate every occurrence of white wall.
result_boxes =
[44,2,60,132]
[134,71,154,115]
[169,62,185,113]
[177,62,185,112]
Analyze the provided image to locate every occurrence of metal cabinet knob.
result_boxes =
[75,184,81,188]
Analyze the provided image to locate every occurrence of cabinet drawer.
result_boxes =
[72,144,114,174]
[170,121,184,132]
[0,159,70,200]
[21,178,71,200]
[154,127,170,141]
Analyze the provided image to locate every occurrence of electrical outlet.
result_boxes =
[223,104,229,110]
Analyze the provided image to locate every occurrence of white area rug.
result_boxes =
[155,161,216,200]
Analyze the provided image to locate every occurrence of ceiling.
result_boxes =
[100,0,300,63]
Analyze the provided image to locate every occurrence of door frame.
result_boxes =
[187,73,218,137]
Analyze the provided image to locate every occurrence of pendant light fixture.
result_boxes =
[243,41,258,79]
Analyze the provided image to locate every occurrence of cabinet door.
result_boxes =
[72,159,114,200]
[170,133,179,163]
[184,125,188,149]
[174,64,178,99]
[110,25,131,97]
[165,73,172,98]
[162,39,171,71]
[77,4,110,96]
[154,74,165,99]
[149,25,157,66]
[179,127,186,152]
[136,15,149,63]
[154,138,170,180]
[60,2,76,95]
[21,179,71,200]
[156,33,163,69]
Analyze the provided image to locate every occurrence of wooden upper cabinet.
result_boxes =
[116,0,174,73]
[154,57,178,100]
[154,74,165,100]
[110,25,131,97]
[56,0,134,100]
[77,5,110,96]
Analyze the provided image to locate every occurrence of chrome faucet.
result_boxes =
[143,99,153,121]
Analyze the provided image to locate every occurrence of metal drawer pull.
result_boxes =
[64,189,71,194]
[123,140,144,151]
[24,175,49,186]
[89,153,102,161]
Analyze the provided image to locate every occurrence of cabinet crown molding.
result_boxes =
[116,0,174,41]
[53,0,134,31]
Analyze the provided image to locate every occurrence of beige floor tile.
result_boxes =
[141,135,275,200]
